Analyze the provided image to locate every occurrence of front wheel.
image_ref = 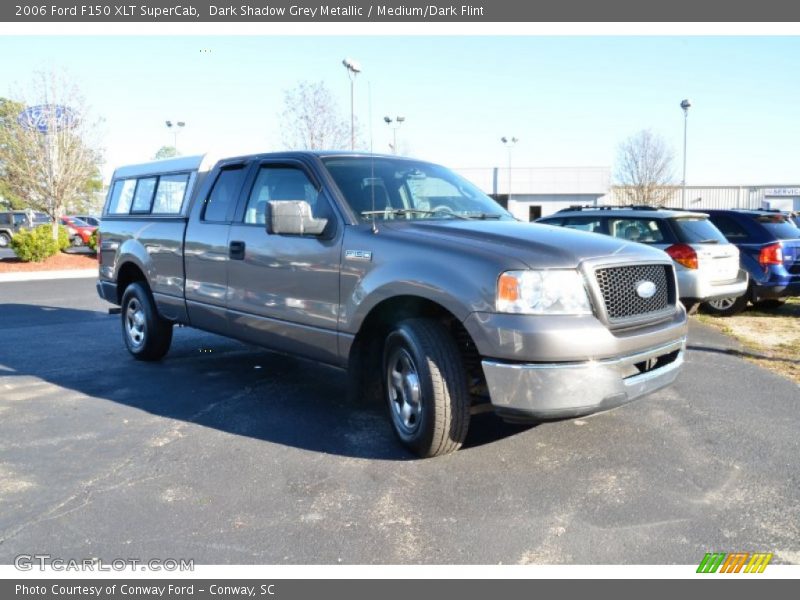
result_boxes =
[120,282,173,361]
[702,294,749,316]
[383,318,470,458]
[0,232,11,248]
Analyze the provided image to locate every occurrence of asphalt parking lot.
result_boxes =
[0,278,798,565]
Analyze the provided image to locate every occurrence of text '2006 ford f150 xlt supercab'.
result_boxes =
[96,152,688,457]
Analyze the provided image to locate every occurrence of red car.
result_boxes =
[60,216,97,246]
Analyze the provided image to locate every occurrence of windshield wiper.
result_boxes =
[360,209,469,220]
[458,212,504,220]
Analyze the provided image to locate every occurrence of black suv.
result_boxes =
[0,211,51,248]
[701,209,800,315]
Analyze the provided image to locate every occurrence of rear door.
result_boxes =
[183,160,250,333]
[225,160,343,364]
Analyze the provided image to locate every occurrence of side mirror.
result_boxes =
[268,200,328,236]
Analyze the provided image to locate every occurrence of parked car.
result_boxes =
[71,214,101,227]
[96,153,688,457]
[537,206,748,312]
[0,210,51,248]
[700,209,800,315]
[59,216,97,246]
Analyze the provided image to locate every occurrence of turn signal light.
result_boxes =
[665,243,698,270]
[759,243,783,266]
[497,273,520,303]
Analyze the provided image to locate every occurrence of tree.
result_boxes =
[614,129,676,206]
[0,71,104,238]
[280,81,355,150]
[154,145,179,160]
[0,97,27,209]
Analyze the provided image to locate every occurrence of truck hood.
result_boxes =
[381,219,669,269]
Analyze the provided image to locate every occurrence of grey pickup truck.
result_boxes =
[97,152,688,457]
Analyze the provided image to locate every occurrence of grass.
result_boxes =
[694,297,800,385]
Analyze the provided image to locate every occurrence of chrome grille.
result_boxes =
[595,264,673,322]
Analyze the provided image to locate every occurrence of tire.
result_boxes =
[0,232,10,248]
[71,236,83,247]
[702,294,749,316]
[120,282,173,361]
[753,298,786,310]
[383,318,470,458]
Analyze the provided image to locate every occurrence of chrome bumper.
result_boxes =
[481,337,686,421]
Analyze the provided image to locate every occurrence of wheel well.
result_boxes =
[347,296,484,403]
[116,262,147,304]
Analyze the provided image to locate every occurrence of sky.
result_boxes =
[1,35,799,185]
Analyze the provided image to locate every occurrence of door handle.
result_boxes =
[229,240,245,260]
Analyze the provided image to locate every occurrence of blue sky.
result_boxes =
[1,35,799,184]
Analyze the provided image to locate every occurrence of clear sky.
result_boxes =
[1,35,799,184]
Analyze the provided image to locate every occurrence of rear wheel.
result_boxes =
[71,236,83,247]
[121,282,173,361]
[702,294,749,316]
[383,318,470,458]
[753,298,786,310]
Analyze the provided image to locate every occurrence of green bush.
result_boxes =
[87,229,98,252]
[57,224,71,251]
[10,225,61,262]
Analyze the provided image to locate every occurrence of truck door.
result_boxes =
[226,160,342,365]
[183,160,249,334]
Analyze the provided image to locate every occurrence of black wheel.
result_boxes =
[701,294,749,316]
[70,236,83,247]
[383,318,470,458]
[0,232,10,248]
[120,282,173,361]
[753,298,786,310]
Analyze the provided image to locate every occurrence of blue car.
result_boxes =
[701,209,800,315]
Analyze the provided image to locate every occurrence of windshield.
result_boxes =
[756,214,800,240]
[672,217,728,244]
[321,157,512,222]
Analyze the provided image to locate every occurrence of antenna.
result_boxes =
[369,80,378,234]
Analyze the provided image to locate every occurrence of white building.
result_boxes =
[456,166,800,219]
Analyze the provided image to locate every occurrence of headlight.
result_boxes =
[496,269,593,315]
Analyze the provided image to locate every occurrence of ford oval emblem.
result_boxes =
[636,280,657,299]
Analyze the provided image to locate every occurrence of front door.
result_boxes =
[226,161,343,364]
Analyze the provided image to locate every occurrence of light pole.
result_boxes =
[501,136,519,202]
[165,120,185,154]
[383,115,405,154]
[342,58,361,150]
[680,99,691,209]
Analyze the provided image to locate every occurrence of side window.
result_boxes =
[152,173,190,214]
[710,215,749,240]
[609,218,665,243]
[203,166,246,223]
[562,216,604,233]
[107,179,137,215]
[130,177,157,213]
[13,214,27,225]
[244,166,325,225]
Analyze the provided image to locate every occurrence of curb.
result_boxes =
[0,269,97,283]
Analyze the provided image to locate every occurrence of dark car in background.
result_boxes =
[701,209,800,315]
[0,210,51,248]
[59,215,97,246]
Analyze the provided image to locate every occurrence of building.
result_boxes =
[456,166,800,219]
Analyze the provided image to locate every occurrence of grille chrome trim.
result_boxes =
[580,258,678,329]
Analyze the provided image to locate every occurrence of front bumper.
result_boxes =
[482,337,686,421]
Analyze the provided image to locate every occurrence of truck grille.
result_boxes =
[595,264,673,323]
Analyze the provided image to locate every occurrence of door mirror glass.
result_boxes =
[268,200,328,236]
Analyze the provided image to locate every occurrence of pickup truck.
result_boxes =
[97,152,688,457]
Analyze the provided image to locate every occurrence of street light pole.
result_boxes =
[165,120,186,154]
[680,99,691,209]
[342,58,362,150]
[501,136,519,202]
[383,115,405,154]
